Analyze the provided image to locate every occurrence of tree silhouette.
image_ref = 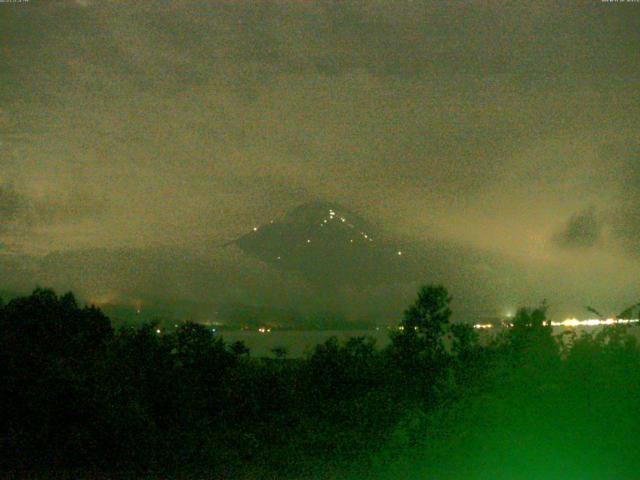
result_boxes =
[271,345,288,359]
[403,285,452,336]
[502,301,558,368]
[450,322,480,362]
[390,285,451,362]
[6,284,639,478]
[387,285,453,402]
[230,340,250,356]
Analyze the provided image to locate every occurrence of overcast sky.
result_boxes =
[1,0,639,319]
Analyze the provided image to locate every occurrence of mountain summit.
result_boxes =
[232,202,409,284]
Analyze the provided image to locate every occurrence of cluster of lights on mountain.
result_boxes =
[319,208,373,243]
[249,209,404,259]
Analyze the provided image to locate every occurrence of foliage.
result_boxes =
[1,286,640,479]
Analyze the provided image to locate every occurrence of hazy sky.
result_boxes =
[1,0,639,319]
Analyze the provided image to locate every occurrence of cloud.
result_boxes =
[30,190,105,226]
[1,0,639,316]
[594,141,640,256]
[553,207,602,250]
[612,206,640,255]
[0,184,24,232]
[0,183,104,252]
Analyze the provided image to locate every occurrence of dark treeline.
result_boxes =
[2,286,640,479]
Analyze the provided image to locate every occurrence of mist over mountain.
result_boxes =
[1,200,635,326]
[0,201,524,326]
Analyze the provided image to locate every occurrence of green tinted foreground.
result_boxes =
[2,288,640,479]
[373,332,640,480]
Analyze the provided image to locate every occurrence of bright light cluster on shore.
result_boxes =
[549,318,640,327]
[473,323,494,329]
[472,318,640,329]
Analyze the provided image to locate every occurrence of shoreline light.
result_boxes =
[471,318,640,330]
[549,318,640,327]
[473,323,493,329]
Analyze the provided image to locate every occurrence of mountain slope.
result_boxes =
[232,202,413,284]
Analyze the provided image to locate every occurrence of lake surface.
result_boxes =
[216,325,640,358]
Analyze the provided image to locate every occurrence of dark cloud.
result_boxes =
[3,1,639,103]
[553,207,602,250]
[551,139,640,257]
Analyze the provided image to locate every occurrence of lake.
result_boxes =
[215,325,640,358]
